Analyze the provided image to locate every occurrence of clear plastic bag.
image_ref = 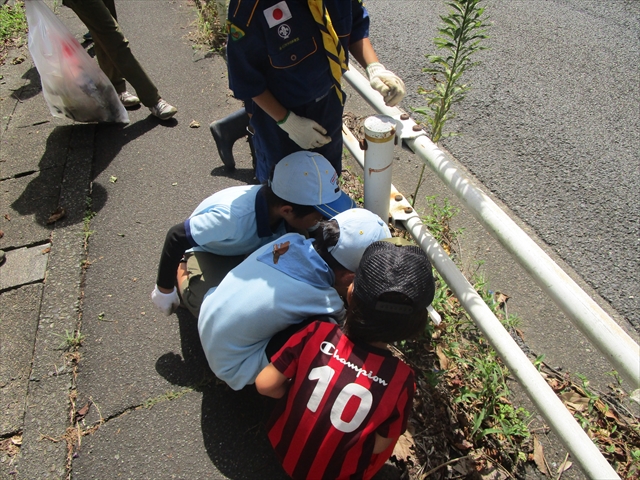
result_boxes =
[24,0,129,124]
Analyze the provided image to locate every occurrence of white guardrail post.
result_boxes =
[362,115,396,221]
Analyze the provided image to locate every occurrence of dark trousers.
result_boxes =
[62,0,160,107]
[249,90,345,183]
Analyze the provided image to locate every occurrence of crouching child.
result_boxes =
[256,238,436,480]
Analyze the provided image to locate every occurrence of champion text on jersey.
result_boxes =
[264,1,292,28]
[320,341,389,386]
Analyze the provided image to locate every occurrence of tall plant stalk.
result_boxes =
[411,0,488,206]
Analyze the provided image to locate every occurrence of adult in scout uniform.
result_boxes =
[224,0,406,182]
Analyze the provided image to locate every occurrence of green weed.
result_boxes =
[193,0,227,53]
[54,329,85,351]
[410,0,488,206]
[82,196,96,245]
[420,195,464,256]
[142,388,193,408]
[412,193,531,473]
[0,0,27,62]
[0,1,26,43]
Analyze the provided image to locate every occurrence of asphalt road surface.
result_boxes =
[364,0,639,332]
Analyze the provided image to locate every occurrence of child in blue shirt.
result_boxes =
[151,151,356,317]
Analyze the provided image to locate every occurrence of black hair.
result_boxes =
[310,219,349,272]
[265,184,318,218]
[343,292,428,344]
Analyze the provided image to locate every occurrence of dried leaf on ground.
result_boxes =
[557,458,572,475]
[436,344,450,370]
[75,402,91,421]
[533,435,548,475]
[559,391,589,412]
[452,455,476,475]
[0,434,22,457]
[479,467,510,480]
[594,399,618,420]
[494,292,510,306]
[392,431,414,463]
[189,120,201,128]
[454,439,474,451]
[46,207,66,224]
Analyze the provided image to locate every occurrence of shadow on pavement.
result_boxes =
[155,309,404,479]
[11,117,165,227]
[210,164,258,185]
[11,66,42,102]
[155,308,288,478]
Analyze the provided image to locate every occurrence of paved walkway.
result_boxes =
[3,1,638,479]
[1,1,329,478]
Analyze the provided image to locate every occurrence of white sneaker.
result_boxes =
[118,91,140,107]
[150,99,177,120]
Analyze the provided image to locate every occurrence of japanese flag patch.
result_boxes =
[264,1,292,28]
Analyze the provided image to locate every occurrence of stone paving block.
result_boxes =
[0,284,42,436]
[0,243,50,290]
[0,169,61,250]
[1,123,72,181]
[17,374,72,480]
[71,388,287,480]
[0,45,34,137]
[32,228,86,379]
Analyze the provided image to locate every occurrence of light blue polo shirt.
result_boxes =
[185,185,285,256]
[198,233,346,391]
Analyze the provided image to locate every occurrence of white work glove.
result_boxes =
[151,285,180,316]
[366,62,406,107]
[277,110,331,149]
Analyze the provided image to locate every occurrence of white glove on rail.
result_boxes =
[151,285,180,316]
[278,110,331,149]
[366,62,406,107]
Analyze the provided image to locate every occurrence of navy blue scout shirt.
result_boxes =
[226,0,370,107]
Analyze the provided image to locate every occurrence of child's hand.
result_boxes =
[278,111,332,149]
[366,62,406,107]
[151,285,180,316]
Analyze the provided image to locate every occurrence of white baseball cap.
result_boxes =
[270,151,356,217]
[328,208,391,272]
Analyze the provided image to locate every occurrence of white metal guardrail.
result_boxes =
[343,67,640,393]
[341,66,639,479]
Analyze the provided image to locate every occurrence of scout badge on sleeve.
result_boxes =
[227,20,246,41]
[272,241,290,264]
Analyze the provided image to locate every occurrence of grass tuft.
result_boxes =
[0,1,27,63]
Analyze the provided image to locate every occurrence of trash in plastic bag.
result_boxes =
[24,0,129,124]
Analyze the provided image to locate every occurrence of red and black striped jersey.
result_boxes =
[268,320,415,480]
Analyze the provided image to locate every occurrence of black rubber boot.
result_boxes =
[209,108,251,171]
[247,127,257,175]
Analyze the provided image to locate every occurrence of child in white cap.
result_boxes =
[151,151,356,317]
[197,208,391,391]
